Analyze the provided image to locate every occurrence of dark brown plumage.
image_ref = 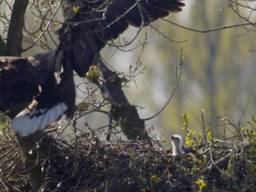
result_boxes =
[0,0,184,109]
[0,52,75,118]
[59,0,185,76]
[0,0,184,135]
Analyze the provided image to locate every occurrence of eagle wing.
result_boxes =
[95,0,185,41]
[59,0,185,76]
[66,0,185,40]
[0,53,75,136]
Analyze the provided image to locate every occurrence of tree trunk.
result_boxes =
[6,0,29,56]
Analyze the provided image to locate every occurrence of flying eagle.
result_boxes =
[0,0,185,136]
[58,0,185,76]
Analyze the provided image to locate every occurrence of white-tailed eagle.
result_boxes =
[0,0,185,136]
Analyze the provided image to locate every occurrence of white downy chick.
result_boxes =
[170,134,185,157]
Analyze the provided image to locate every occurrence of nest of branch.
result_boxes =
[0,131,256,192]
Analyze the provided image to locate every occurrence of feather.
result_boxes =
[11,103,67,136]
[0,51,76,115]
[59,0,185,76]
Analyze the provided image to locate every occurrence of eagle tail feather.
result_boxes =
[11,103,67,137]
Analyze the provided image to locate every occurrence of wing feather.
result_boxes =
[59,0,185,76]
[100,0,185,39]
[63,0,185,41]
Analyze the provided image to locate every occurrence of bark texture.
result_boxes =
[6,0,29,56]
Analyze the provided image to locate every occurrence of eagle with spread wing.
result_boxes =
[0,0,185,136]
[59,0,185,76]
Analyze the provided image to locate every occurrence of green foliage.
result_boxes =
[72,5,80,13]
[177,113,256,191]
[195,177,207,192]
[85,65,100,81]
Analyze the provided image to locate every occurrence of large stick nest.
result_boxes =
[0,130,256,192]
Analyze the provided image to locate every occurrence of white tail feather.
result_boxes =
[11,103,67,136]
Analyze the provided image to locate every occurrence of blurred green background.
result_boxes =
[102,0,256,138]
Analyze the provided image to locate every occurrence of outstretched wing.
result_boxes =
[59,0,185,76]
[65,0,185,41]
[95,0,185,41]
[0,52,75,136]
